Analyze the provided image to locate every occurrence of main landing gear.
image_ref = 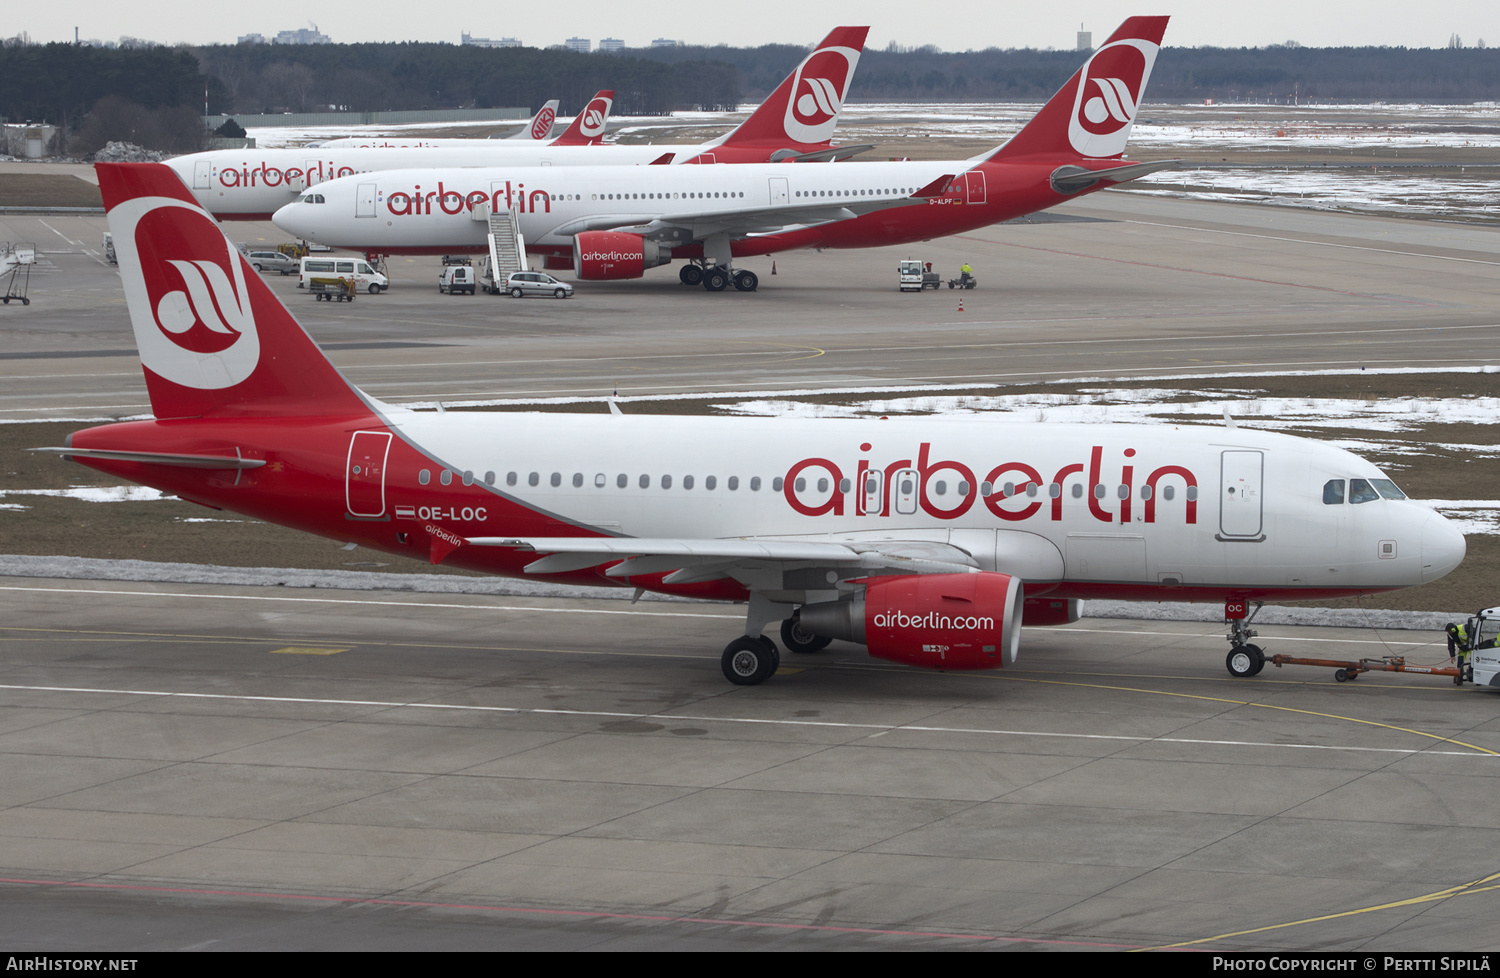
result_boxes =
[1224,600,1267,678]
[680,262,758,292]
[720,604,835,686]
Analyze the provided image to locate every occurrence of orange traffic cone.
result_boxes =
[958,296,964,312]
[771,261,777,275]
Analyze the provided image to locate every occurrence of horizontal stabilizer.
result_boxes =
[1049,159,1181,195]
[774,143,875,163]
[30,447,267,469]
[911,174,958,198]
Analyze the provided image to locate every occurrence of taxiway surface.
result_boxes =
[3,577,1500,950]
[2,190,1499,420]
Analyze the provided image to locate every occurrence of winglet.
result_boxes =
[648,152,676,165]
[550,90,615,145]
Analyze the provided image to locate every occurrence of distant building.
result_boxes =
[237,33,269,45]
[1077,31,1092,51]
[598,37,624,52]
[274,27,332,45]
[461,32,521,48]
[564,37,591,53]
[650,38,680,48]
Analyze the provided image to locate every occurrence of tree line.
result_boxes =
[2,40,1498,155]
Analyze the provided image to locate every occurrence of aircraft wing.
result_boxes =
[542,175,954,242]
[466,535,981,583]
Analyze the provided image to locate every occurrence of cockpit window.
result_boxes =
[1323,479,1345,505]
[297,193,325,204]
[1349,478,1380,504]
[1371,479,1407,500]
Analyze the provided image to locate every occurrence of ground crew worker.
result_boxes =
[960,261,973,287]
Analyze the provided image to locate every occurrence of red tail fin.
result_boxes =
[716,26,867,150]
[989,16,1168,163]
[550,90,615,145]
[97,163,370,420]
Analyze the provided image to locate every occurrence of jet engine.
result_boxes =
[797,572,1023,670]
[573,231,669,280]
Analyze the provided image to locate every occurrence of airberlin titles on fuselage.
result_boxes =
[783,442,1196,523]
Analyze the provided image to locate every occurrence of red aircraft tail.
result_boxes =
[550,90,615,145]
[989,16,1169,163]
[97,162,370,421]
[715,26,867,151]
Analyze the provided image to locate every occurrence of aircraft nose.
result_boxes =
[1420,510,1467,583]
[272,202,309,236]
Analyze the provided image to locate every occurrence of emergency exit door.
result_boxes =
[1219,450,1264,540]
[356,184,377,218]
[769,177,789,206]
[346,431,391,518]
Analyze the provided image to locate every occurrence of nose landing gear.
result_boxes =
[1224,600,1266,677]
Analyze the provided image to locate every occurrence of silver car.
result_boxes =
[505,271,574,299]
[246,251,299,275]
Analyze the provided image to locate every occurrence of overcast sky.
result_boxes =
[13,2,1500,51]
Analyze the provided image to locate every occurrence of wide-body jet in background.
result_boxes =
[314,93,615,148]
[43,162,1466,686]
[271,17,1180,292]
[167,28,869,221]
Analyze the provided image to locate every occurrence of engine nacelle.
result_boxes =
[573,231,667,280]
[798,572,1023,671]
[1022,597,1082,627]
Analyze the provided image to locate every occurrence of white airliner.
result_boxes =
[165,28,868,221]
[46,161,1467,687]
[270,17,1182,292]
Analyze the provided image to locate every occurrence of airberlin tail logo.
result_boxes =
[110,196,261,390]
[783,44,860,144]
[531,106,556,140]
[1067,38,1158,158]
[579,97,612,137]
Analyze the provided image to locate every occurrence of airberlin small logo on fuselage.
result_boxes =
[783,45,860,144]
[1067,38,1157,158]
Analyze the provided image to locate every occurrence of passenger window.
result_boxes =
[750,477,761,491]
[639,474,650,489]
[550,473,561,487]
[528,472,539,487]
[418,469,430,486]
[1071,484,1084,499]
[595,473,606,488]
[507,472,517,486]
[773,477,784,491]
[462,470,473,486]
[1349,478,1379,504]
[1323,479,1345,505]
[440,469,452,486]
[484,471,495,485]
[662,474,673,489]
[728,476,739,490]
[684,475,694,490]
[573,473,584,488]
[617,474,628,488]
[705,476,717,490]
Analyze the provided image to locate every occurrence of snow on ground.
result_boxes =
[0,485,169,503]
[1129,167,1500,219]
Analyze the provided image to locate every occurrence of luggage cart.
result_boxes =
[1,242,35,305]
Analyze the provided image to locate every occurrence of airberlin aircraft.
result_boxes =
[46,162,1467,686]
[270,17,1182,292]
[165,27,868,221]
[314,95,598,148]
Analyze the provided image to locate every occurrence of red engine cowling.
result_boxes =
[573,231,667,280]
[798,572,1023,671]
[1022,597,1082,626]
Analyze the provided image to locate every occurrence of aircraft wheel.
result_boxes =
[733,270,758,292]
[781,617,831,654]
[722,636,776,686]
[510,288,524,298]
[680,265,703,286]
[1226,644,1265,678]
[703,268,729,292]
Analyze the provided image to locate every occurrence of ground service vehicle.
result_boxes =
[506,270,573,298]
[51,162,1469,688]
[297,256,388,293]
[439,266,475,295]
[246,251,298,275]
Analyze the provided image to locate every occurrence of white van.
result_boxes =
[298,257,389,294]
